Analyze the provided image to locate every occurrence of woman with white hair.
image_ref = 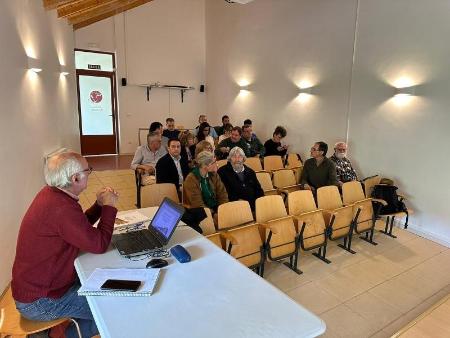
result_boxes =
[218,147,264,211]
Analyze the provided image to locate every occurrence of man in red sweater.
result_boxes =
[12,151,118,338]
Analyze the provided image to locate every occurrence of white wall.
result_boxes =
[75,0,206,154]
[0,0,78,290]
[349,0,450,245]
[205,0,450,245]
[205,0,358,158]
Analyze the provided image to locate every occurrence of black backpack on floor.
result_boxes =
[371,184,407,215]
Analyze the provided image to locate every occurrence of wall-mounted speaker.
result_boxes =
[200,84,205,92]
[121,77,127,86]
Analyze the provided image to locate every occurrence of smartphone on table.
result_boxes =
[100,279,141,292]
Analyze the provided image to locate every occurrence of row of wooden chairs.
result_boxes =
[216,154,302,173]
[206,180,393,276]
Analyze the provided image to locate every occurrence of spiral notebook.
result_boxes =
[78,268,161,297]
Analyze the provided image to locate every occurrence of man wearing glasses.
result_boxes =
[12,151,119,338]
[301,141,338,191]
[330,142,358,186]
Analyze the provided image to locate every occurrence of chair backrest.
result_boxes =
[364,175,381,198]
[199,207,217,235]
[217,201,254,230]
[265,216,297,258]
[285,153,302,168]
[287,190,317,215]
[141,183,179,208]
[294,210,326,250]
[272,169,297,188]
[342,181,366,204]
[263,155,284,172]
[255,195,287,223]
[317,186,343,210]
[245,157,263,172]
[206,233,223,249]
[256,171,275,192]
[225,224,264,268]
[216,159,228,169]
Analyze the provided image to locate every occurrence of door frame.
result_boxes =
[75,49,119,155]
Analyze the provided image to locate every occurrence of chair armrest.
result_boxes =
[372,198,388,206]
[260,223,279,234]
[221,232,238,245]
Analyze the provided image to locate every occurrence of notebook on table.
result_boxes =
[77,268,160,297]
[111,197,185,257]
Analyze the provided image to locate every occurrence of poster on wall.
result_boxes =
[79,75,113,135]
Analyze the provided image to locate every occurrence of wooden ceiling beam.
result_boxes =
[72,0,152,30]
[43,0,75,10]
[57,0,120,18]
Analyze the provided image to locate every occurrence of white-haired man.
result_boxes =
[330,141,358,186]
[131,132,167,184]
[218,147,264,211]
[12,151,118,338]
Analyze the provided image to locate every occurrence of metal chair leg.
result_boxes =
[68,318,82,338]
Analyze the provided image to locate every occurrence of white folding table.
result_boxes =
[75,207,326,338]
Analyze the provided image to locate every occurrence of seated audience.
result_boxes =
[149,121,169,148]
[179,131,196,167]
[162,117,180,140]
[330,142,358,186]
[264,126,289,157]
[194,114,218,138]
[301,141,338,191]
[242,124,265,157]
[215,126,250,160]
[218,123,233,144]
[194,140,214,158]
[218,147,264,211]
[195,122,215,150]
[215,114,230,136]
[156,138,190,191]
[131,132,167,184]
[12,151,118,338]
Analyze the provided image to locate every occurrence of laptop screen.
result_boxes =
[150,198,184,241]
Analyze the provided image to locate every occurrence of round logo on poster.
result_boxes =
[90,90,103,103]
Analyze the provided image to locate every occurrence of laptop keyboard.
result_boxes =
[124,230,160,251]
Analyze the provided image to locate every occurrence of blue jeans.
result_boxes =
[15,282,98,338]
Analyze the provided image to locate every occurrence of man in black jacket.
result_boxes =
[156,139,190,191]
[218,147,264,211]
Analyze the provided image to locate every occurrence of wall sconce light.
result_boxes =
[299,87,313,95]
[395,86,416,96]
[60,64,69,76]
[28,57,42,73]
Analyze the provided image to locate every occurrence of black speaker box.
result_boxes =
[121,77,127,86]
[199,84,205,92]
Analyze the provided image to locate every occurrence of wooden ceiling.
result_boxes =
[43,0,153,30]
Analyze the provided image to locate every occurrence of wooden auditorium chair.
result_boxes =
[317,185,358,254]
[255,195,302,274]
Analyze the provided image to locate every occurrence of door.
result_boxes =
[75,49,118,155]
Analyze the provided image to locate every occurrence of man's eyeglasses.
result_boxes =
[79,167,93,175]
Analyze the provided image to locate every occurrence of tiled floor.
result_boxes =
[81,169,450,338]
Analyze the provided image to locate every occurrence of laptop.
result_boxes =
[111,198,185,257]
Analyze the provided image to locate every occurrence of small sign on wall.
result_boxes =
[88,64,101,70]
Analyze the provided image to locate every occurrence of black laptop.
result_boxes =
[111,198,185,257]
